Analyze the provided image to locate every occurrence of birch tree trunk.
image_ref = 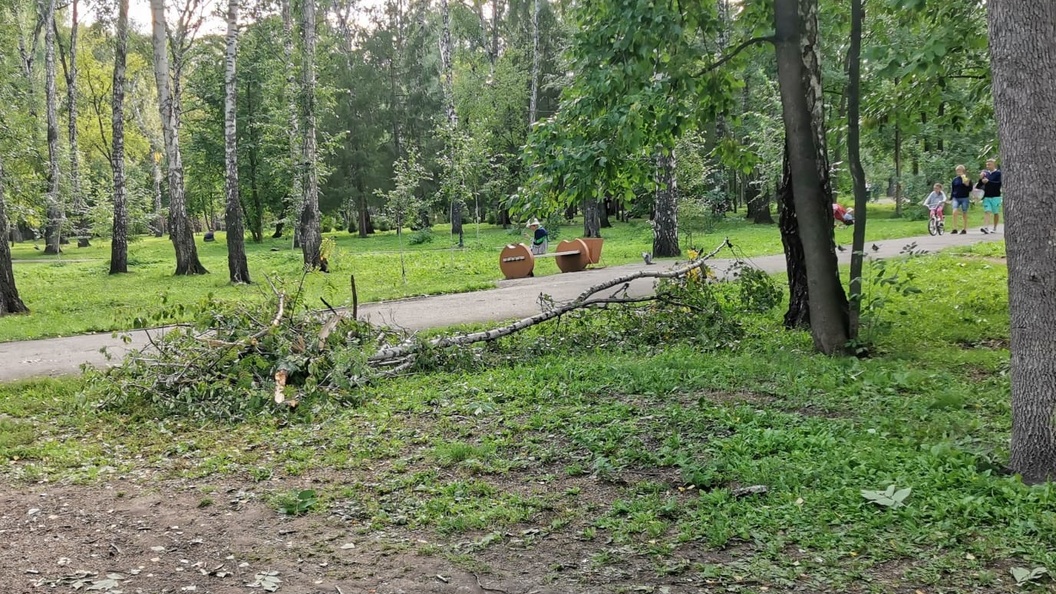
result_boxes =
[773,0,849,355]
[653,153,680,257]
[988,0,1056,483]
[43,0,64,255]
[529,0,541,125]
[0,154,29,315]
[61,0,89,247]
[282,0,304,246]
[299,0,323,269]
[110,0,129,274]
[439,0,463,242]
[582,196,601,238]
[150,0,208,275]
[224,0,250,283]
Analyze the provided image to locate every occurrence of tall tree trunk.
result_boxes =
[151,148,164,236]
[746,172,773,224]
[989,0,1056,483]
[847,0,868,338]
[299,0,323,269]
[109,0,129,274]
[150,0,207,275]
[529,0,541,124]
[131,102,165,237]
[0,155,29,315]
[778,150,809,329]
[582,196,601,238]
[282,0,304,248]
[653,153,680,257]
[439,0,463,243]
[224,0,250,283]
[893,121,902,217]
[43,0,63,255]
[773,0,849,355]
[60,0,88,247]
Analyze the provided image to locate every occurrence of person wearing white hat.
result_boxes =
[526,218,548,255]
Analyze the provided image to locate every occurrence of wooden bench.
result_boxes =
[499,238,602,279]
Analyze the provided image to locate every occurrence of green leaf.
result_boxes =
[1010,566,1047,586]
[861,485,911,508]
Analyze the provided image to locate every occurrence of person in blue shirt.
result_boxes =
[978,158,1002,234]
[950,165,972,235]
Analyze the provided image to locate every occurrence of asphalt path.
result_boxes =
[0,230,1003,383]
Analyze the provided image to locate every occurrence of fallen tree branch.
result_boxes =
[368,239,732,365]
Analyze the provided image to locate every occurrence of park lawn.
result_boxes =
[3,202,992,342]
[0,245,1042,592]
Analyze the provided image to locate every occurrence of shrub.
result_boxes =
[409,229,435,245]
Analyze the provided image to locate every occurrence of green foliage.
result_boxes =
[731,262,782,313]
[861,484,912,509]
[276,489,318,515]
[82,288,377,421]
[519,0,729,213]
[408,228,435,245]
[850,243,925,353]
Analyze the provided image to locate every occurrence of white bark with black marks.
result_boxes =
[150,0,208,275]
[224,0,250,283]
[299,0,322,269]
[529,0,541,124]
[110,0,129,274]
[988,0,1056,483]
[43,0,63,255]
[282,0,304,246]
[653,152,680,257]
[773,0,849,354]
[439,0,463,240]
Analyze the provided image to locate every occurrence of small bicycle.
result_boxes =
[927,206,945,236]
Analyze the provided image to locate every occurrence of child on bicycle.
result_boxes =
[922,183,947,224]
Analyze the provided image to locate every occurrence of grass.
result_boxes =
[2,201,993,342]
[0,242,1035,591]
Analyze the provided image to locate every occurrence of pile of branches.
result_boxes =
[85,240,758,420]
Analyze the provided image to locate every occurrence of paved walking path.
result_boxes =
[0,230,1003,383]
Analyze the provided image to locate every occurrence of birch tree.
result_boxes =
[299,0,323,269]
[150,0,208,275]
[110,0,129,274]
[439,0,463,244]
[43,0,63,254]
[57,0,87,247]
[224,0,250,283]
[773,0,849,354]
[279,0,303,242]
[529,0,541,125]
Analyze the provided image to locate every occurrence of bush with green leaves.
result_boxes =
[83,289,379,422]
[409,229,435,245]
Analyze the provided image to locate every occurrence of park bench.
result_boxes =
[499,238,603,279]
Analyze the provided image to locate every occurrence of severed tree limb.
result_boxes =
[368,239,732,365]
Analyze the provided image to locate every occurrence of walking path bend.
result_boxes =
[0,231,1003,383]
